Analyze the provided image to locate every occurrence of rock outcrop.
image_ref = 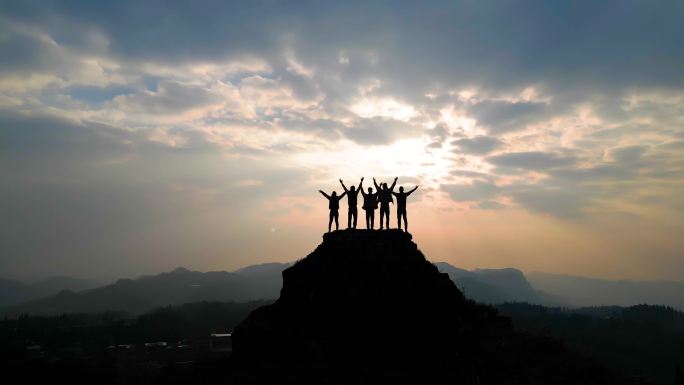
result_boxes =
[234,230,507,364]
[230,229,651,384]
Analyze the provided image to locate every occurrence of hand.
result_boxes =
[339,179,343,183]
[361,177,364,181]
[394,177,398,181]
[319,190,324,193]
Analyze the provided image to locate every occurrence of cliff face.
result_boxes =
[232,229,508,363]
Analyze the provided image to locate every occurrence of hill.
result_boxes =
[2,259,553,316]
[0,276,99,307]
[434,262,557,305]
[9,260,684,318]
[1,266,286,317]
[231,229,648,384]
[528,272,684,310]
[497,302,684,384]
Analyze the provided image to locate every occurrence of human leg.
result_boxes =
[399,208,407,231]
[384,206,390,229]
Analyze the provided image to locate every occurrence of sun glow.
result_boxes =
[293,137,454,190]
[350,97,418,121]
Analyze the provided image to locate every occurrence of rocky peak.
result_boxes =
[233,229,505,364]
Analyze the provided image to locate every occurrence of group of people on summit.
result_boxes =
[319,177,419,233]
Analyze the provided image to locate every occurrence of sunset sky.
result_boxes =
[1,1,683,281]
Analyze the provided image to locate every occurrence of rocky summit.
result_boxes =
[230,230,651,384]
[233,229,507,364]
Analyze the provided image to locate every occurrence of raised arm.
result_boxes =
[356,177,364,193]
[339,179,348,192]
[373,177,380,190]
[389,177,398,191]
[407,185,419,195]
[338,191,347,199]
[318,190,330,199]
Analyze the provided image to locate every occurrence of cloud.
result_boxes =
[452,136,502,155]
[342,117,422,145]
[476,200,506,210]
[111,80,220,114]
[2,1,684,279]
[510,188,587,219]
[442,181,501,202]
[488,151,576,171]
[468,100,552,133]
[0,109,311,276]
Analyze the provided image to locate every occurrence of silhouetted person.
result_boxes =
[340,178,363,229]
[319,189,347,232]
[392,185,418,232]
[360,179,378,229]
[374,177,397,229]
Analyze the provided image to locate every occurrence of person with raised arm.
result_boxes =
[374,176,398,230]
[392,184,419,232]
[359,178,378,229]
[339,177,363,229]
[319,188,347,232]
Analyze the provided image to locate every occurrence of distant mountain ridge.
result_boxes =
[1,264,290,317]
[4,259,684,316]
[528,271,684,310]
[0,276,100,307]
[434,262,558,305]
[1,262,546,316]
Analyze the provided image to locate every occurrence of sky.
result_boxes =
[1,0,683,281]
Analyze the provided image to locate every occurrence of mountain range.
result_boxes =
[0,263,290,317]
[528,271,684,310]
[2,261,684,316]
[0,276,100,308]
[433,262,558,305]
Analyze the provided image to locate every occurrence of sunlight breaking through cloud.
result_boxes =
[1,0,683,280]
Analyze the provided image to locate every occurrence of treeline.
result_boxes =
[4,301,684,384]
[497,303,684,385]
[0,300,272,362]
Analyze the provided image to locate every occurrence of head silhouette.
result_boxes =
[368,187,373,193]
[399,186,404,192]
[332,191,337,197]
[350,185,356,192]
[382,183,388,190]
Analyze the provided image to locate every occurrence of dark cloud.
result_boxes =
[452,136,502,155]
[2,0,683,95]
[488,151,576,171]
[611,145,648,164]
[467,100,552,133]
[111,81,220,114]
[0,21,70,75]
